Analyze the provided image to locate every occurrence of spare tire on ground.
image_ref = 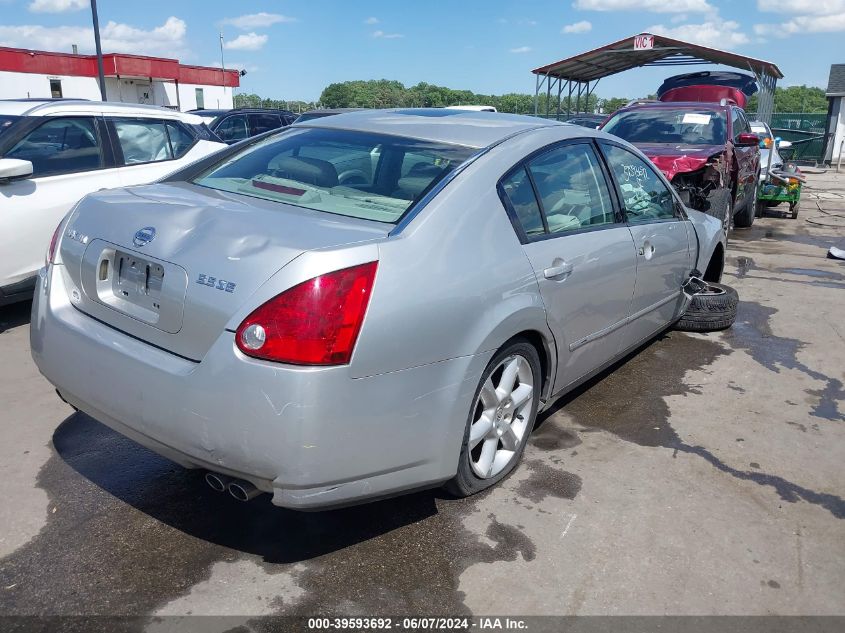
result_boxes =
[675,282,738,332]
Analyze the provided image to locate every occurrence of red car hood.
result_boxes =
[633,143,724,181]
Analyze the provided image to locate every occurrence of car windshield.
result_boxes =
[193,127,475,224]
[603,108,727,145]
[0,115,21,136]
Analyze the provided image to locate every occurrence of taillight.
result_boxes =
[46,221,63,266]
[235,262,378,366]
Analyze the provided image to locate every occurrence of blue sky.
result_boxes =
[1,0,842,101]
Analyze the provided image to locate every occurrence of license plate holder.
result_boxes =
[114,251,165,312]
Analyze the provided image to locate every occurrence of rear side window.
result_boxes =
[193,127,474,224]
[113,119,173,164]
[500,143,615,239]
[248,113,282,135]
[501,167,545,238]
[526,144,615,233]
[6,116,102,177]
[111,118,195,165]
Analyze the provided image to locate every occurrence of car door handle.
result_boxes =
[543,259,573,280]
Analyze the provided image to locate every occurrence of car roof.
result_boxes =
[192,108,295,116]
[0,99,206,124]
[293,108,564,149]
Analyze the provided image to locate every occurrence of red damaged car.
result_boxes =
[601,75,761,229]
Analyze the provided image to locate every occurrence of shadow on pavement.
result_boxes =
[0,300,31,334]
[52,411,442,565]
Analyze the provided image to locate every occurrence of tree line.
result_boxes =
[234,80,829,116]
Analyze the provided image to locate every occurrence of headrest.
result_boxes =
[269,156,338,188]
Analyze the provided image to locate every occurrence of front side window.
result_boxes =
[6,117,102,177]
[215,114,249,142]
[732,108,750,140]
[602,108,727,146]
[113,119,173,164]
[193,128,473,224]
[601,143,676,223]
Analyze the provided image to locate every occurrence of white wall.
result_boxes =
[0,70,232,111]
[0,71,102,100]
[177,82,233,110]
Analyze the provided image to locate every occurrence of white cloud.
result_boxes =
[755,12,845,35]
[510,46,533,53]
[221,13,296,30]
[756,0,845,15]
[562,20,592,33]
[573,0,714,12]
[28,0,86,12]
[364,17,379,25]
[372,30,404,39]
[224,32,267,51]
[648,19,749,46]
[0,16,189,57]
[519,18,538,25]
[753,0,845,36]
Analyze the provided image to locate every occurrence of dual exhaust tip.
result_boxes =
[205,472,262,502]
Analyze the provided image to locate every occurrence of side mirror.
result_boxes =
[778,139,792,149]
[0,158,34,184]
[736,133,759,147]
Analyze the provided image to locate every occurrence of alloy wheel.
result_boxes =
[468,354,534,479]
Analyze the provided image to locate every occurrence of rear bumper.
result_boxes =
[31,265,490,509]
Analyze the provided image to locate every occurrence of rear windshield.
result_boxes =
[193,128,474,224]
[603,108,727,145]
[0,115,21,136]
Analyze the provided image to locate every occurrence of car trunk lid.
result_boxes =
[59,182,390,360]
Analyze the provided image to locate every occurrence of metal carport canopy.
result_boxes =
[532,32,783,123]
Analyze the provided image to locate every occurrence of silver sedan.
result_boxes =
[31,109,726,509]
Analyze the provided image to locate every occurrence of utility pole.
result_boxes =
[219,32,226,106]
[90,0,107,100]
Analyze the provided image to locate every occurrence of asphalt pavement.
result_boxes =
[0,171,843,629]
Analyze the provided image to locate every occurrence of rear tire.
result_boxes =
[445,339,541,498]
[675,283,738,332]
[790,201,799,219]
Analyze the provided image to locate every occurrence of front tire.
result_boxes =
[734,177,758,228]
[675,283,739,332]
[445,340,541,498]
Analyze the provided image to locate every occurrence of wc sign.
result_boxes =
[634,34,655,50]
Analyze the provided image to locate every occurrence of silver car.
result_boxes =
[31,109,726,509]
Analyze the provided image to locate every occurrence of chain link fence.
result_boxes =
[750,112,828,163]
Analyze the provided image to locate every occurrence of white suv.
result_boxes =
[0,100,227,305]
